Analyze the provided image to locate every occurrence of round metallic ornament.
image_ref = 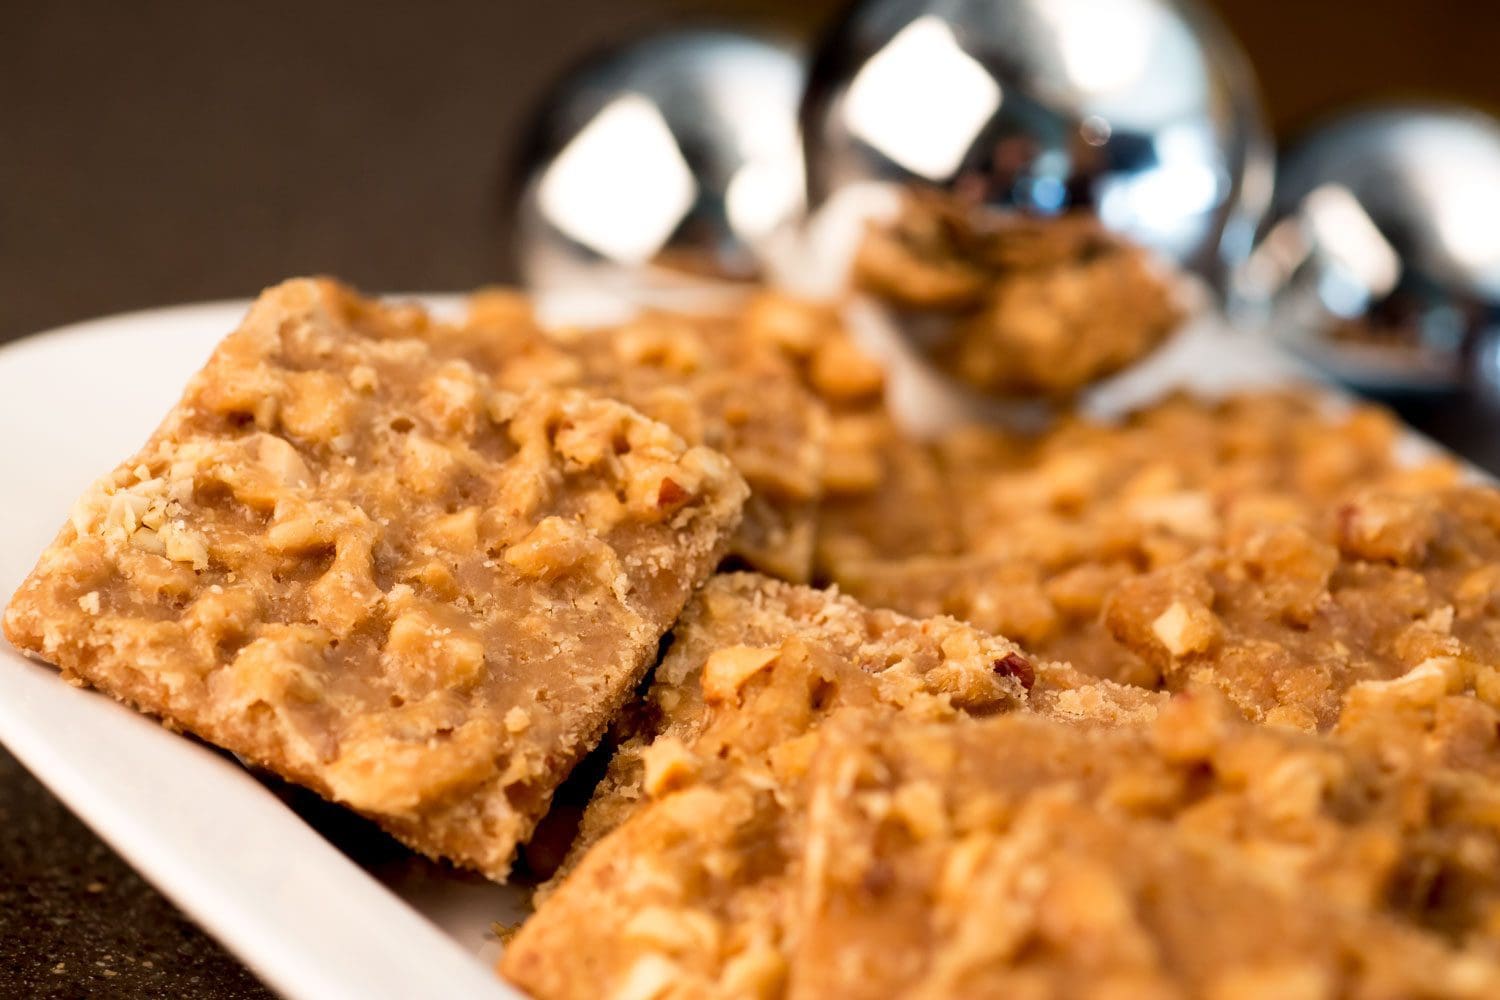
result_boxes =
[512,29,806,312]
[793,0,1272,399]
[1244,106,1500,398]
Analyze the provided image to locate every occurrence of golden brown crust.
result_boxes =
[3,278,748,880]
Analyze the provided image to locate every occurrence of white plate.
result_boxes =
[0,297,1452,999]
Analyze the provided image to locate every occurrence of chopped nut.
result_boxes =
[1344,656,1459,710]
[608,954,678,1000]
[640,736,699,798]
[503,516,605,580]
[1151,601,1219,658]
[622,905,720,955]
[1127,490,1218,541]
[993,651,1036,689]
[385,609,486,692]
[160,523,210,570]
[700,644,781,703]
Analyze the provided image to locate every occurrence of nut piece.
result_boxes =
[1151,601,1220,658]
[700,644,781,703]
[608,956,679,1000]
[502,575,1102,1000]
[639,736,700,798]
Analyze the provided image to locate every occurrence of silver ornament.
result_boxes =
[793,0,1271,399]
[513,29,806,311]
[1244,106,1500,397]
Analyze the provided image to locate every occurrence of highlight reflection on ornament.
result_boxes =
[795,0,1271,398]
[513,29,805,308]
[802,0,1270,278]
[1244,106,1500,397]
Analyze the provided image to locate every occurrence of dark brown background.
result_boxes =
[3,1,1498,996]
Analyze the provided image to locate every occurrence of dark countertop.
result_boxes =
[0,750,273,999]
[4,2,1499,998]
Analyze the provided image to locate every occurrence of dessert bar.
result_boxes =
[4,278,749,879]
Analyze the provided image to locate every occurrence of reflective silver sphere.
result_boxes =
[799,0,1270,286]
[513,30,805,309]
[794,0,1270,399]
[1245,106,1500,396]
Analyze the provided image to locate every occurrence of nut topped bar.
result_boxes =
[558,572,1054,868]
[821,392,1473,698]
[501,575,1035,1000]
[2,278,748,879]
[510,672,1500,999]
[502,575,1161,999]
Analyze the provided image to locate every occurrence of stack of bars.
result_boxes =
[8,278,1500,999]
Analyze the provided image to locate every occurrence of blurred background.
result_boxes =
[3,1,1500,996]
[6,0,1500,345]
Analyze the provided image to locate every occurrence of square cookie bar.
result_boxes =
[502,574,1159,999]
[556,572,1057,865]
[3,278,748,880]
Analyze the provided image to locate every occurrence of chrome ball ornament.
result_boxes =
[513,30,805,308]
[1245,106,1500,398]
[797,0,1272,293]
